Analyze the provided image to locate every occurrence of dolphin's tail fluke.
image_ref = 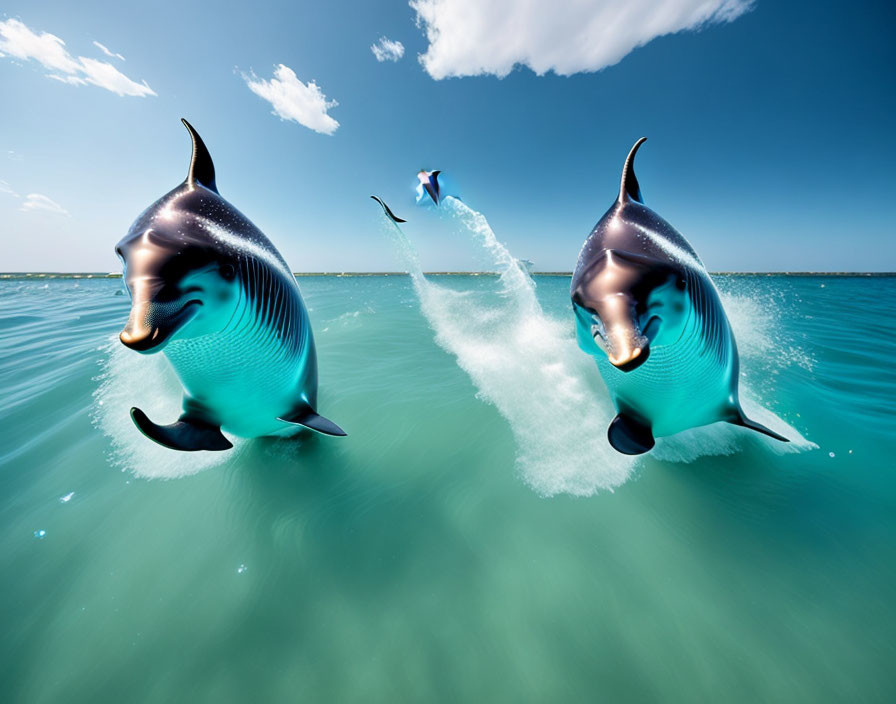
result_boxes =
[618,137,647,204]
[730,412,790,443]
[370,196,407,223]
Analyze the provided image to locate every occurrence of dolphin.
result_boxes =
[370,195,406,223]
[115,119,345,451]
[416,169,441,205]
[570,138,788,455]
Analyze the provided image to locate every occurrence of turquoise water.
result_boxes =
[1,250,895,698]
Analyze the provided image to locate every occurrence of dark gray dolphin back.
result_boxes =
[572,139,702,296]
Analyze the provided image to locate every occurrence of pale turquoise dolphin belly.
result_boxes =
[594,320,735,437]
[583,272,738,438]
[163,266,316,438]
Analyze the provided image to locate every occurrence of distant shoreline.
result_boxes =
[1,271,894,279]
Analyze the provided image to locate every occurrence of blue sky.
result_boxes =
[1,0,894,272]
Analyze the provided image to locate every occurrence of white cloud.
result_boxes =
[243,64,340,135]
[371,36,405,62]
[78,57,154,96]
[410,0,753,79]
[47,73,87,86]
[20,193,69,216]
[0,180,20,198]
[0,19,155,97]
[92,40,125,61]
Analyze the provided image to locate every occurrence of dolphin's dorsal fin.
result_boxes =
[618,137,647,204]
[181,118,218,193]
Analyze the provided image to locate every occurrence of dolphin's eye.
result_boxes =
[220,263,235,280]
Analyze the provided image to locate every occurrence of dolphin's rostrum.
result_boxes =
[571,138,788,454]
[115,119,345,450]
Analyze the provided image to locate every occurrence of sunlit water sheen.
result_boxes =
[1,271,894,702]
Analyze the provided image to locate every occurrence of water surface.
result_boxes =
[0,268,893,702]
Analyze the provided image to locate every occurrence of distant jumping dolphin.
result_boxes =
[370,195,406,223]
[417,170,441,205]
[115,119,345,451]
[570,138,788,454]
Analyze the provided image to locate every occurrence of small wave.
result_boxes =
[92,338,243,479]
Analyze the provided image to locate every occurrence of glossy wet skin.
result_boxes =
[571,139,703,375]
[571,247,687,372]
[116,220,240,354]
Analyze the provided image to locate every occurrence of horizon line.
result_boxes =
[1,271,895,278]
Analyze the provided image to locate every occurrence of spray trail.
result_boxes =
[382,197,636,495]
[382,196,813,496]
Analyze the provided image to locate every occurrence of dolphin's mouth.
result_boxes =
[609,345,650,372]
[642,316,660,342]
[590,323,609,353]
[592,316,653,373]
[120,300,202,353]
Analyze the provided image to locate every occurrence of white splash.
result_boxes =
[388,197,635,495]
[92,338,243,479]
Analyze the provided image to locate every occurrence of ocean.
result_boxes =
[1,204,894,702]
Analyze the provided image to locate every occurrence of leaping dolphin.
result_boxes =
[417,169,441,205]
[370,195,406,223]
[115,119,345,451]
[570,138,788,455]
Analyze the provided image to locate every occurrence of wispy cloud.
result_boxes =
[0,180,20,198]
[1,180,69,216]
[92,40,125,61]
[20,193,69,216]
[0,19,155,97]
[410,0,753,79]
[371,37,405,62]
[243,64,339,135]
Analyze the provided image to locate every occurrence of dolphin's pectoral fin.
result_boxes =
[278,408,347,437]
[730,413,790,443]
[607,413,655,455]
[130,407,233,451]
